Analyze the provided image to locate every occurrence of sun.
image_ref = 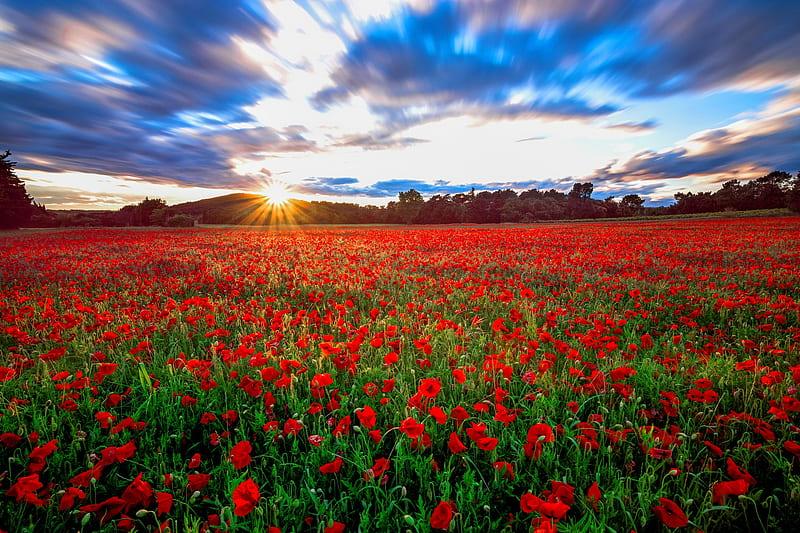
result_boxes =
[263,181,292,206]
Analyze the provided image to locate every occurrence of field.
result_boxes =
[1,218,799,532]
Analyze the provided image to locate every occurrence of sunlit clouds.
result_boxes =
[1,0,798,209]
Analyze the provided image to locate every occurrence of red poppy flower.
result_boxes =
[70,465,106,488]
[492,461,514,480]
[59,487,86,510]
[311,373,333,388]
[280,418,302,436]
[356,406,377,429]
[652,497,688,528]
[399,417,426,438]
[475,436,499,451]
[332,416,351,437]
[430,501,454,530]
[465,422,487,442]
[0,432,22,448]
[319,458,343,474]
[586,482,602,510]
[429,406,447,424]
[79,497,127,526]
[324,522,345,533]
[448,432,468,454]
[232,478,260,516]
[156,492,173,516]
[549,481,575,505]
[97,440,137,468]
[726,458,756,486]
[95,411,116,429]
[121,472,154,512]
[520,492,543,513]
[188,453,202,469]
[418,377,441,398]
[539,500,570,519]
[6,473,44,504]
[367,429,382,443]
[228,440,253,469]
[704,440,723,457]
[713,479,750,505]
[27,438,58,473]
[187,473,211,492]
[784,440,800,458]
[450,406,471,426]
[363,457,391,481]
[92,362,118,384]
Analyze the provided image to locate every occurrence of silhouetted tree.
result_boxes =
[673,191,716,214]
[620,194,645,216]
[114,197,168,226]
[567,182,595,218]
[388,189,424,223]
[0,150,35,229]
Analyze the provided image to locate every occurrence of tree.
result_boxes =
[388,189,424,224]
[620,194,645,215]
[568,182,594,201]
[0,150,35,229]
[114,197,168,226]
[567,182,595,218]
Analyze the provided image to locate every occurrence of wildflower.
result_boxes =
[232,478,260,517]
[712,479,750,505]
[228,441,253,469]
[430,501,454,530]
[652,497,688,528]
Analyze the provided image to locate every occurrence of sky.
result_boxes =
[1,0,799,210]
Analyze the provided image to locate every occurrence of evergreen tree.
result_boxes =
[0,150,35,229]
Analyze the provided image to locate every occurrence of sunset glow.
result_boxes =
[263,181,292,207]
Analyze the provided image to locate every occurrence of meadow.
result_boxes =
[1,217,799,532]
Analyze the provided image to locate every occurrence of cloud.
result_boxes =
[316,0,800,132]
[0,0,282,188]
[313,1,623,127]
[333,134,429,150]
[1,0,799,203]
[588,106,800,183]
[295,176,576,198]
[604,120,658,133]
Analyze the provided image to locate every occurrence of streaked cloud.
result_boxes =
[0,0,797,207]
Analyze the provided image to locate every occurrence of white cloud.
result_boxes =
[21,170,246,210]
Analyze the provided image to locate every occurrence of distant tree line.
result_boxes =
[381,170,800,224]
[2,146,799,229]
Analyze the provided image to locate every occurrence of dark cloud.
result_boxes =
[206,127,318,156]
[317,0,800,127]
[0,0,283,188]
[589,111,800,183]
[313,2,623,124]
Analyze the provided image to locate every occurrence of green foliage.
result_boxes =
[0,150,35,230]
[165,214,195,227]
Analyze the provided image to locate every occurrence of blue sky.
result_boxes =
[1,0,799,209]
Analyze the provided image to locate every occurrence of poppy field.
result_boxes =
[1,218,800,532]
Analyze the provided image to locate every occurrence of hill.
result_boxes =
[169,193,381,225]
